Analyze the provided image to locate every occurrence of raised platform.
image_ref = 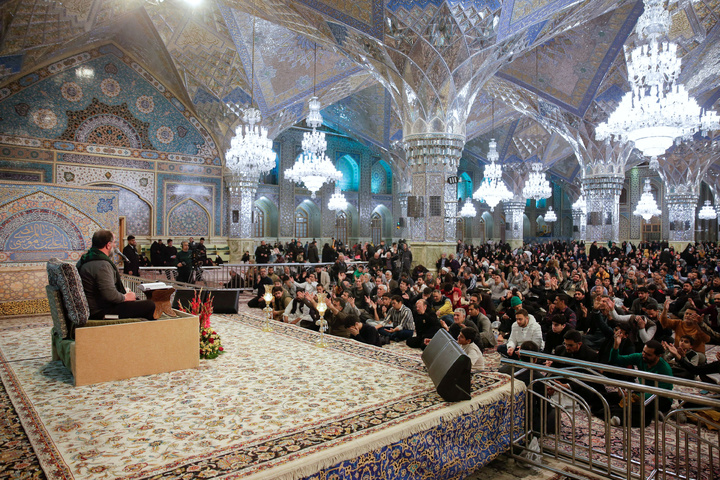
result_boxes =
[0,312,524,480]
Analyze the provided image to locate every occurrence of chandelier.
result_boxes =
[473,139,512,212]
[596,0,720,162]
[459,197,477,217]
[225,6,275,179]
[698,200,716,220]
[634,178,662,220]
[543,206,557,223]
[327,185,348,211]
[522,163,552,201]
[284,45,343,198]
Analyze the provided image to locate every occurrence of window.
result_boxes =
[253,207,264,238]
[371,213,382,245]
[429,196,442,217]
[336,212,348,246]
[619,187,627,205]
[295,208,308,238]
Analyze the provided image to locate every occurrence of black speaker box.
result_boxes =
[172,288,200,311]
[209,289,240,314]
[421,329,472,402]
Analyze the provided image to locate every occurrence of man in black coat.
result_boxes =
[254,240,271,264]
[122,235,140,276]
[406,299,443,349]
[150,239,165,267]
[307,240,319,263]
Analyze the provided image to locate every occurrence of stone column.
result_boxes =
[582,175,623,243]
[571,206,586,241]
[503,197,525,249]
[226,173,258,262]
[666,192,698,251]
[403,133,464,266]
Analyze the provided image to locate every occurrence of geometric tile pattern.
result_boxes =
[168,199,210,237]
[55,164,155,204]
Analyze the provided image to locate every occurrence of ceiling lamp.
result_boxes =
[284,45,342,198]
[473,139,512,212]
[327,185,348,211]
[634,178,662,220]
[459,198,477,218]
[522,163,552,201]
[225,5,275,179]
[698,200,716,220]
[595,0,720,162]
[543,206,557,223]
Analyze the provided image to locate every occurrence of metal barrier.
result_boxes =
[503,350,720,480]
[138,261,368,291]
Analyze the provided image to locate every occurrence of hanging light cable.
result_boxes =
[285,43,342,198]
[225,4,275,180]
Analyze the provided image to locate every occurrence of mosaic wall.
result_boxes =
[97,184,151,237]
[168,199,210,237]
[0,183,118,262]
[0,263,47,305]
[160,177,220,236]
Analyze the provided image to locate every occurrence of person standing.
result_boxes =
[176,241,194,283]
[122,235,140,277]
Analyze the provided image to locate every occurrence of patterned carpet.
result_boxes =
[0,313,521,480]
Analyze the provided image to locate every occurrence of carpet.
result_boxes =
[0,313,524,480]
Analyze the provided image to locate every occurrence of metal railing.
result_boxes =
[503,351,720,480]
[137,261,368,291]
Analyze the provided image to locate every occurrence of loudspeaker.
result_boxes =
[209,289,240,314]
[421,329,472,401]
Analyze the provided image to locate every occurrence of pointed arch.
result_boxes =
[295,199,321,238]
[458,172,473,200]
[254,196,279,238]
[168,198,211,237]
[92,182,152,236]
[371,159,393,194]
[482,211,494,240]
[336,154,360,192]
[371,204,392,243]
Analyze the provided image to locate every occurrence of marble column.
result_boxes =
[503,197,525,249]
[226,173,258,262]
[582,175,623,243]
[666,192,698,250]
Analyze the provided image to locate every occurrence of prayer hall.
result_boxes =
[1,0,720,479]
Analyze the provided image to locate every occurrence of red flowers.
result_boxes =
[178,290,223,359]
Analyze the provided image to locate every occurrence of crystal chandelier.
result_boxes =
[225,7,275,179]
[698,200,716,220]
[634,178,662,220]
[543,206,557,223]
[459,197,477,217]
[473,139,512,212]
[327,185,348,211]
[284,46,342,198]
[596,0,720,162]
[522,163,552,201]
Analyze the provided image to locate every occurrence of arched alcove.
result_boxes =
[168,199,211,237]
[371,159,393,194]
[336,154,360,192]
[93,183,151,236]
[458,172,473,200]
[295,199,321,238]
[482,211,494,240]
[371,204,392,243]
[255,196,279,238]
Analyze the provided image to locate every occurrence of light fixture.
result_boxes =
[595,0,720,163]
[284,44,342,198]
[472,139,512,211]
[225,3,275,180]
[698,200,716,220]
[543,206,557,223]
[522,163,552,201]
[459,197,477,217]
[634,178,662,220]
[327,185,348,211]
[262,284,274,332]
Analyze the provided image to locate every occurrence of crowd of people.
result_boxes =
[246,238,720,425]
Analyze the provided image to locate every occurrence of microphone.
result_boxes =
[114,247,130,262]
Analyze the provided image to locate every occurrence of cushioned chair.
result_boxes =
[46,258,199,386]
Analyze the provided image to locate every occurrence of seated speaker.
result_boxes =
[421,329,472,402]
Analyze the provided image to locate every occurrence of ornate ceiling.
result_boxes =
[1,0,719,195]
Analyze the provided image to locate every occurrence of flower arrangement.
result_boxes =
[178,290,224,359]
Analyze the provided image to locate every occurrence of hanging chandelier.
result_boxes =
[225,6,275,179]
[634,178,662,220]
[698,200,716,220]
[522,163,552,201]
[473,139,512,212]
[327,185,348,211]
[595,0,720,162]
[284,45,342,198]
[459,197,477,218]
[543,206,557,223]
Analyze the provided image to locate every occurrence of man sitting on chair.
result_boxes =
[77,229,155,320]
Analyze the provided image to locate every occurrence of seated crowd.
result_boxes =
[247,238,720,423]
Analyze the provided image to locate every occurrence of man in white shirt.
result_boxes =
[499,308,544,359]
[283,290,315,326]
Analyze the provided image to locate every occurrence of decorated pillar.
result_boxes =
[226,173,258,262]
[582,175,623,243]
[503,197,525,249]
[571,203,587,241]
[666,189,698,250]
